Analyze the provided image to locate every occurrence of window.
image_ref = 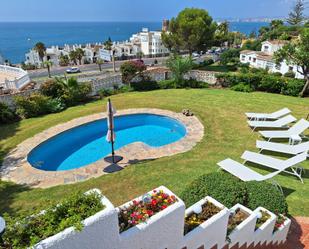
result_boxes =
[264,45,269,51]
[249,57,251,61]
[289,66,293,71]
[241,55,246,60]
[253,58,256,63]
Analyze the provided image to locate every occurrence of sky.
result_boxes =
[0,0,305,22]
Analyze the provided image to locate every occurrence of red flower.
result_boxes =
[147,210,154,216]
[151,199,157,206]
[161,205,167,210]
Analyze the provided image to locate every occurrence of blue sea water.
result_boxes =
[28,114,187,171]
[0,22,269,64]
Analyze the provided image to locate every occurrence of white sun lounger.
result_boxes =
[241,151,307,183]
[259,119,309,140]
[256,140,309,156]
[217,159,280,182]
[248,115,296,130]
[245,108,291,121]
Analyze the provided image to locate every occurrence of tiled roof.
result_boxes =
[240,50,256,55]
[262,40,288,45]
[256,51,274,62]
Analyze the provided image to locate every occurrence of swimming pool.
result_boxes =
[28,113,187,171]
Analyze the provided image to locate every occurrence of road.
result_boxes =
[28,57,167,79]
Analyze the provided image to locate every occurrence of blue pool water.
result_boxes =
[28,114,186,171]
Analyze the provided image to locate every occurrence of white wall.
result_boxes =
[33,187,291,249]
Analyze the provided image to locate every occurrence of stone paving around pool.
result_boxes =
[0,108,204,188]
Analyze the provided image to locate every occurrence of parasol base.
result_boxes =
[104,155,123,164]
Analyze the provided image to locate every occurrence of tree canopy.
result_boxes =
[274,28,309,96]
[162,8,216,54]
[287,0,306,26]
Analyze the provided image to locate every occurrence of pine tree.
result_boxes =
[287,0,306,25]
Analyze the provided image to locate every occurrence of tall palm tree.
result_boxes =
[96,58,104,71]
[75,48,85,65]
[34,42,46,62]
[104,37,115,72]
[43,60,53,78]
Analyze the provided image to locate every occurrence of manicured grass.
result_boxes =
[0,89,308,218]
[197,63,237,72]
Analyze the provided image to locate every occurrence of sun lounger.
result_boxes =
[248,115,296,131]
[256,140,309,156]
[245,108,291,121]
[241,151,307,183]
[259,119,309,140]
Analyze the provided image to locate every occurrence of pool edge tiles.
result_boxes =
[1,108,204,188]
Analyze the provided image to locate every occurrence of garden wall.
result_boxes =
[34,186,291,249]
[0,68,218,108]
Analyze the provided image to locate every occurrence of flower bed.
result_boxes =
[273,215,287,233]
[118,189,178,233]
[184,201,222,235]
[255,210,271,230]
[1,190,105,249]
[227,208,250,236]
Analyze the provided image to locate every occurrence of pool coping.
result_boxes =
[0,108,204,188]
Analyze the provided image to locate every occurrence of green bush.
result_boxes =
[0,102,18,124]
[231,83,254,93]
[217,73,262,89]
[258,75,284,93]
[245,181,288,215]
[203,59,214,66]
[1,191,104,249]
[40,79,66,99]
[158,79,176,89]
[98,88,115,99]
[183,79,209,88]
[281,79,305,97]
[14,93,62,118]
[180,172,288,215]
[68,82,92,105]
[131,81,160,91]
[284,71,296,78]
[272,72,283,77]
[180,172,247,208]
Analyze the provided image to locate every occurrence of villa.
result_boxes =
[240,40,304,78]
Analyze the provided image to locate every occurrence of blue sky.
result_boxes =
[0,0,303,22]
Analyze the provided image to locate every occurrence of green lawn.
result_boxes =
[1,89,309,218]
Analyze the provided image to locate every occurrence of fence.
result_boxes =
[34,187,291,249]
[0,65,30,90]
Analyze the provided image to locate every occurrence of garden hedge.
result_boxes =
[180,171,288,215]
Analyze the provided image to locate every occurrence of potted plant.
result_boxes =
[272,214,291,245]
[182,196,230,249]
[253,207,276,246]
[226,204,257,248]
[117,186,185,249]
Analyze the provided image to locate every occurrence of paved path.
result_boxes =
[284,217,309,249]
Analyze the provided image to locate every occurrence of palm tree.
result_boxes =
[104,37,115,72]
[34,42,46,62]
[96,58,104,71]
[43,60,53,78]
[75,48,85,65]
[69,50,78,65]
[59,54,70,66]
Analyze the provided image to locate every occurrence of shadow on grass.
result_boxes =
[0,122,21,165]
[0,181,31,216]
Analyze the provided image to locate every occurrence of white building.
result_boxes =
[0,65,31,92]
[130,28,169,56]
[240,40,304,79]
[25,43,102,67]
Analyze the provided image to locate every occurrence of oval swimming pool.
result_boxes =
[28,113,187,171]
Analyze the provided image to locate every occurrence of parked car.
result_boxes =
[192,52,200,58]
[66,67,81,74]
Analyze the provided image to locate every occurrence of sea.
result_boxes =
[0,22,269,64]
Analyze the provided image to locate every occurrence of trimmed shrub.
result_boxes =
[0,102,18,124]
[245,181,288,215]
[184,79,209,89]
[203,59,214,66]
[281,79,305,97]
[180,172,247,208]
[14,93,62,118]
[284,71,296,78]
[98,88,115,99]
[131,81,160,91]
[231,83,254,93]
[258,75,284,93]
[180,172,289,215]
